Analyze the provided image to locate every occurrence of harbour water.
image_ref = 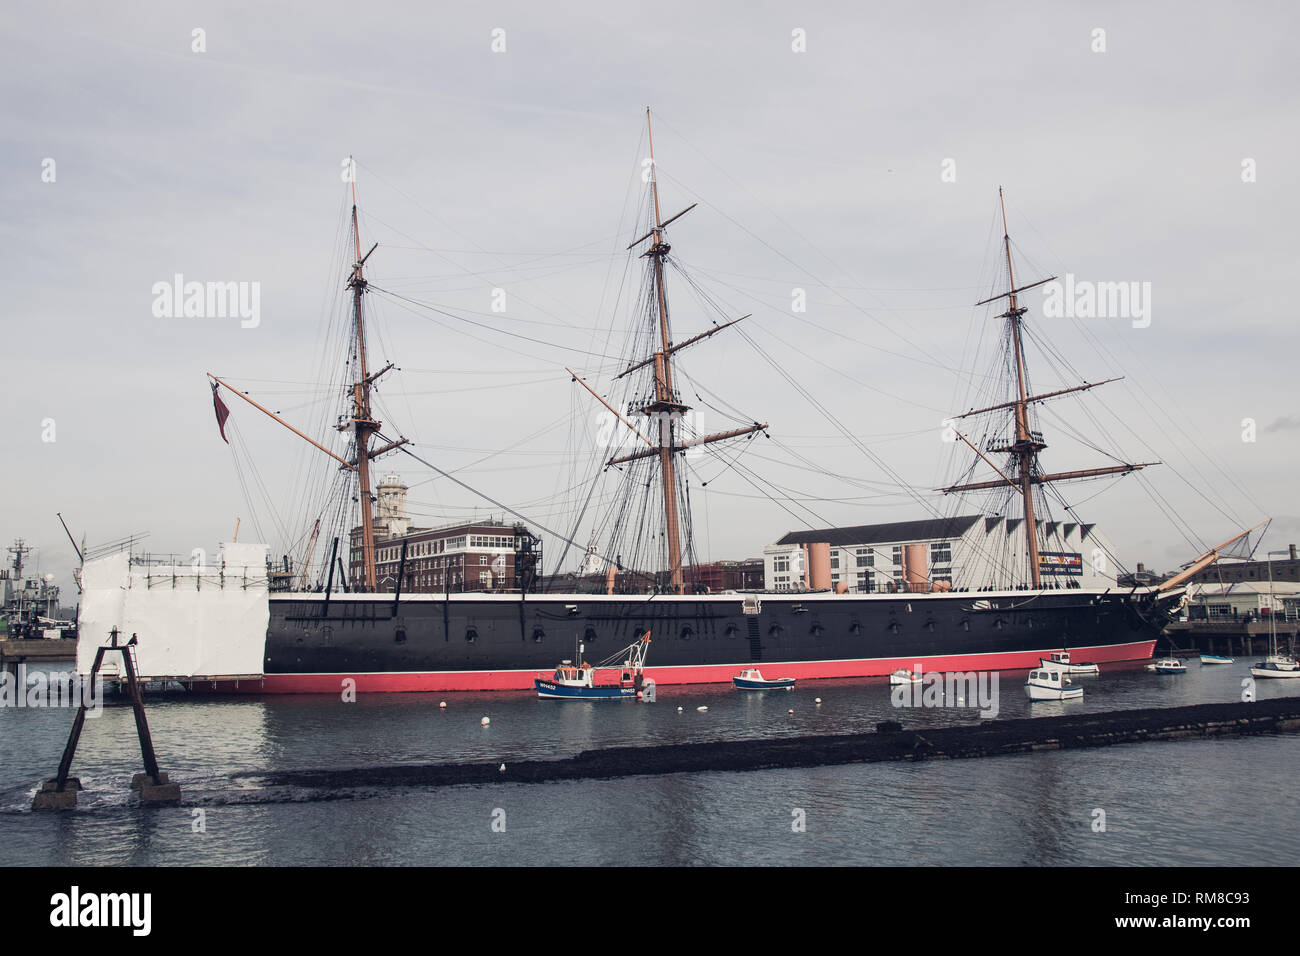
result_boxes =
[1,661,1297,866]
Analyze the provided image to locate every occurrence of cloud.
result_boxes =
[1264,416,1300,433]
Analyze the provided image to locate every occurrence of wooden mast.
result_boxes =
[996,187,1047,587]
[644,110,688,593]
[942,189,1157,588]
[208,160,406,593]
[585,111,766,594]
[348,159,380,592]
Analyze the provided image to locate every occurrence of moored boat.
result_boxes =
[1199,653,1233,665]
[535,632,652,700]
[1151,657,1187,674]
[1025,667,1082,701]
[73,124,1269,696]
[732,668,795,691]
[889,668,923,686]
[1250,655,1300,679]
[1039,650,1099,675]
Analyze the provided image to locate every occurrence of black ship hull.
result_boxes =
[201,587,1179,692]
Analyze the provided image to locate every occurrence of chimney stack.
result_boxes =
[1136,562,1145,574]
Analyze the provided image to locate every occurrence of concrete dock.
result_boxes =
[0,638,77,666]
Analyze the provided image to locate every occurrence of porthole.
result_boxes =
[395,627,407,644]
[584,626,598,643]
[532,626,545,643]
[680,625,693,640]
[465,626,478,643]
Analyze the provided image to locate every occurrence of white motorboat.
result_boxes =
[889,668,922,686]
[1025,667,1083,701]
[1251,654,1300,679]
[1039,650,1099,676]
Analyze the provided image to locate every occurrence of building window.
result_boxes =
[773,556,790,573]
[891,546,902,566]
[931,542,952,565]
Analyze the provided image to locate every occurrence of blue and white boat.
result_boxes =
[732,668,795,691]
[1199,653,1234,665]
[535,632,652,700]
[1151,657,1187,674]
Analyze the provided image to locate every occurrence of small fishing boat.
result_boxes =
[535,632,652,700]
[1025,668,1083,701]
[889,668,923,686]
[1039,650,1099,675]
[1151,657,1187,674]
[732,668,795,691]
[1199,653,1234,665]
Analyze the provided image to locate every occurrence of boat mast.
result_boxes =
[997,188,1046,587]
[339,163,417,589]
[584,113,767,594]
[941,189,1160,588]
[643,111,688,593]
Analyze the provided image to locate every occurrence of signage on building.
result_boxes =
[1039,551,1083,576]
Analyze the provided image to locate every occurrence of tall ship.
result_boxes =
[78,117,1248,692]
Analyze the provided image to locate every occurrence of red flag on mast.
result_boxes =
[212,382,231,443]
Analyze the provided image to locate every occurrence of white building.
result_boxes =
[1187,581,1300,621]
[764,515,1118,592]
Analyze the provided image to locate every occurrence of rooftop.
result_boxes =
[777,515,983,548]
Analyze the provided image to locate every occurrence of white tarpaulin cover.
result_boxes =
[77,542,269,679]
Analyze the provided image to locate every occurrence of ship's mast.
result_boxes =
[8,539,31,579]
[998,188,1045,587]
[347,167,381,592]
[644,112,688,593]
[943,189,1159,588]
[589,111,766,594]
[205,163,405,592]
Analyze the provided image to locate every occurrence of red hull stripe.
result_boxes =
[191,640,1155,694]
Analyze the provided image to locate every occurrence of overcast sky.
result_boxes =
[4,1,1298,598]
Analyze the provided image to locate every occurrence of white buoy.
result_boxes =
[439,701,447,709]
[480,716,490,726]
[677,706,683,712]
[788,709,794,715]
[814,697,822,704]
[499,763,506,773]
[696,706,708,712]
